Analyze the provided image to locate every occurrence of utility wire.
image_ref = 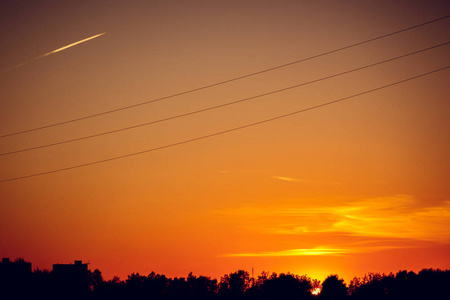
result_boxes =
[0,15,448,139]
[1,42,448,156]
[1,66,447,183]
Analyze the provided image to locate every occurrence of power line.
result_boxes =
[1,42,448,156]
[1,66,447,183]
[1,15,448,139]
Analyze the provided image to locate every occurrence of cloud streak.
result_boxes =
[215,196,450,243]
[272,176,341,185]
[223,245,405,257]
[224,247,348,257]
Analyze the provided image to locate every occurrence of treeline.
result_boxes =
[1,258,450,299]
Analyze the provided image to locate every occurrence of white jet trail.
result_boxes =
[41,32,106,57]
[2,32,106,73]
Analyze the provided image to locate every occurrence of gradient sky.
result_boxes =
[1,0,450,283]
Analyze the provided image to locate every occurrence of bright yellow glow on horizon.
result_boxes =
[224,247,347,257]
[312,288,321,295]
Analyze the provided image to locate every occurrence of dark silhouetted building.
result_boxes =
[52,260,90,297]
[0,257,32,275]
[53,260,88,275]
[0,258,33,298]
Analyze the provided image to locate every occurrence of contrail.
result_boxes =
[2,32,106,73]
[4,62,28,72]
[41,32,106,57]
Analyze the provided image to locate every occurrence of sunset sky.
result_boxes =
[1,0,449,283]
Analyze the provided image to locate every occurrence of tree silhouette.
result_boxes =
[320,275,347,299]
[252,272,313,300]
[121,271,169,299]
[31,268,53,298]
[100,276,125,300]
[88,269,103,293]
[415,268,450,299]
[2,257,450,299]
[219,270,251,298]
[349,272,388,299]
[347,269,450,300]
[186,272,218,299]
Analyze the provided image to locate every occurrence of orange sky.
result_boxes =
[1,0,450,283]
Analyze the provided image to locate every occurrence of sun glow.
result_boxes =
[312,287,321,295]
[224,247,347,257]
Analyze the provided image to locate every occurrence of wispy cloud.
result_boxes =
[273,176,300,182]
[224,247,348,257]
[223,245,404,257]
[215,196,450,243]
[272,176,341,185]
